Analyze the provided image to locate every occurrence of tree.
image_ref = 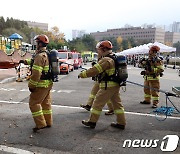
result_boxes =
[5,17,13,28]
[68,35,96,52]
[49,26,65,44]
[173,41,180,56]
[117,36,122,45]
[81,34,96,51]
[74,41,88,52]
[128,37,136,48]
[121,40,129,50]
[2,28,28,42]
[0,16,5,34]
[45,26,66,50]
[116,36,123,52]
[21,26,33,43]
[47,41,57,50]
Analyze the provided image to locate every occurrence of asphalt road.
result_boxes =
[0,64,179,154]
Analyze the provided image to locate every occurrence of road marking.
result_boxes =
[57,90,75,93]
[0,145,35,154]
[0,88,75,93]
[0,88,16,91]
[53,104,180,120]
[127,67,141,70]
[0,77,16,84]
[0,100,180,120]
[20,89,29,92]
[0,100,22,104]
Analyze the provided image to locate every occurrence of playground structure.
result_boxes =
[0,33,33,69]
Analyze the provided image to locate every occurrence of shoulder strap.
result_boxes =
[105,53,116,60]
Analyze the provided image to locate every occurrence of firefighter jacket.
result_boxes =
[143,57,164,80]
[28,49,53,89]
[79,56,119,89]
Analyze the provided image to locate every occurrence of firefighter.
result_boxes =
[78,40,126,129]
[140,45,164,108]
[80,47,114,115]
[28,35,53,132]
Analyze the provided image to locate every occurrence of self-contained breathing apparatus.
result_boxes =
[30,50,60,82]
[139,57,163,78]
[98,54,128,89]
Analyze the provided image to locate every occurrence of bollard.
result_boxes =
[16,65,23,82]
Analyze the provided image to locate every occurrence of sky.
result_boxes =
[0,0,180,40]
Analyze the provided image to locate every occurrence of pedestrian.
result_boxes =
[28,35,53,132]
[140,45,164,108]
[78,40,126,129]
[80,48,114,115]
[166,55,170,65]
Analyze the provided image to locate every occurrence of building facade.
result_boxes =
[165,32,180,45]
[72,30,86,39]
[27,21,48,31]
[90,27,165,43]
[172,22,180,33]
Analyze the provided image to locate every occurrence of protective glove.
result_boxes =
[91,62,96,66]
[19,60,25,64]
[29,88,36,92]
[78,72,83,78]
[140,71,146,75]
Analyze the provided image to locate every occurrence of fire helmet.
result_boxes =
[149,45,160,53]
[34,35,49,44]
[96,40,113,50]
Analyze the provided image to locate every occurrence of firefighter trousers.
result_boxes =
[29,84,53,129]
[88,86,126,125]
[144,79,160,105]
[86,82,113,111]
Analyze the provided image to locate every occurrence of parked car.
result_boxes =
[72,52,83,69]
[58,50,74,74]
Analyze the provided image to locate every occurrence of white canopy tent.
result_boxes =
[117,42,176,56]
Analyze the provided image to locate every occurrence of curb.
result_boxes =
[0,76,17,84]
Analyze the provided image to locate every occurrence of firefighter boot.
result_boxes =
[33,127,45,133]
[111,122,125,130]
[105,110,114,115]
[140,101,151,104]
[33,125,51,133]
[152,104,158,108]
[152,101,158,108]
[80,104,91,111]
[82,120,96,129]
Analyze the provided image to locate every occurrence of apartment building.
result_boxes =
[27,21,48,31]
[90,27,165,43]
[172,21,180,33]
[72,30,86,39]
[165,32,180,45]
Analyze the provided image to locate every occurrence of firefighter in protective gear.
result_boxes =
[78,40,126,129]
[28,34,53,132]
[140,45,164,108]
[80,50,114,115]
